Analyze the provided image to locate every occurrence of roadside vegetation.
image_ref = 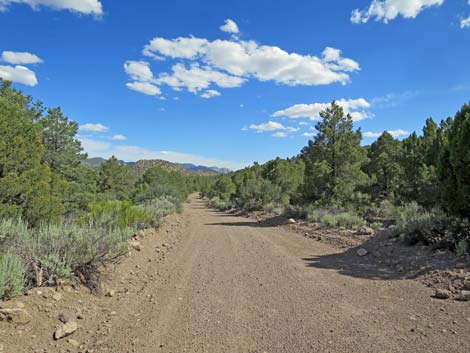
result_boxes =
[0,80,207,299]
[204,101,470,255]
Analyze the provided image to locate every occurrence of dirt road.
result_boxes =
[73,195,469,353]
[5,195,470,353]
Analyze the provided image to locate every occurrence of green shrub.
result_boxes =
[137,196,181,224]
[3,219,134,287]
[85,200,152,229]
[306,207,365,230]
[208,196,232,210]
[0,218,29,245]
[263,202,286,216]
[391,203,450,246]
[0,253,26,299]
[284,205,308,219]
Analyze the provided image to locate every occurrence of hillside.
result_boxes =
[83,158,229,176]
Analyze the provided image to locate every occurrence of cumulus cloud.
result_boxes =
[0,64,38,86]
[248,121,299,133]
[461,16,470,28]
[124,61,154,82]
[0,0,103,14]
[79,123,109,132]
[200,89,221,99]
[126,22,359,98]
[111,134,127,141]
[302,132,316,137]
[272,98,371,122]
[220,19,240,34]
[351,0,444,24]
[363,129,410,138]
[1,51,42,64]
[126,81,161,96]
[155,63,245,93]
[272,132,288,138]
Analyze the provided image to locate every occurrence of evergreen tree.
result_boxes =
[366,131,402,202]
[0,80,63,224]
[98,156,133,200]
[300,101,368,206]
[439,103,470,216]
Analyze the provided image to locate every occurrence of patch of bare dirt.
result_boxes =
[246,209,470,301]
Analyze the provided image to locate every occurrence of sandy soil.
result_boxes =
[2,195,470,353]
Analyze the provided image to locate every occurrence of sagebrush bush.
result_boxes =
[208,196,232,210]
[137,196,181,224]
[391,202,451,246]
[3,219,134,287]
[263,202,286,216]
[0,253,26,299]
[306,207,365,230]
[85,200,152,229]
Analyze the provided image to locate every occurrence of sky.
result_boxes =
[1,0,470,170]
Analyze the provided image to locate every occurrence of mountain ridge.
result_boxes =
[83,157,231,176]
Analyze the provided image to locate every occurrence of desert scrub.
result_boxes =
[391,202,450,246]
[85,200,152,229]
[137,196,182,224]
[208,196,232,211]
[3,219,134,287]
[307,207,366,230]
[0,253,26,299]
[263,202,286,216]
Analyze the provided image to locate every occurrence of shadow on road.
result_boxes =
[302,234,469,282]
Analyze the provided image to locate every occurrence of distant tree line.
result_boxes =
[205,100,470,253]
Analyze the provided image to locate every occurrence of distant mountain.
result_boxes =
[177,163,231,174]
[83,157,106,167]
[83,158,229,176]
[83,157,128,168]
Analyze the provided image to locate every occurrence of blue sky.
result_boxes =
[1,0,469,170]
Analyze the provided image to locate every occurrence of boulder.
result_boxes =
[434,289,451,299]
[459,290,470,301]
[52,292,63,301]
[54,321,78,340]
[357,248,368,257]
[357,226,375,236]
[129,240,142,251]
[0,308,32,325]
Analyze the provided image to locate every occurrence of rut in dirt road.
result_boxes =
[86,196,470,353]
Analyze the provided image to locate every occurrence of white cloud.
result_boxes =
[111,134,127,141]
[1,51,42,64]
[0,64,38,86]
[302,132,316,137]
[126,81,161,96]
[79,123,109,132]
[248,121,300,133]
[124,61,154,82]
[461,16,470,28]
[0,0,103,14]
[249,121,286,132]
[351,0,444,24]
[363,129,410,138]
[155,63,245,93]
[272,132,287,138]
[220,19,240,34]
[200,89,221,99]
[128,24,360,98]
[272,98,371,122]
[79,137,111,155]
